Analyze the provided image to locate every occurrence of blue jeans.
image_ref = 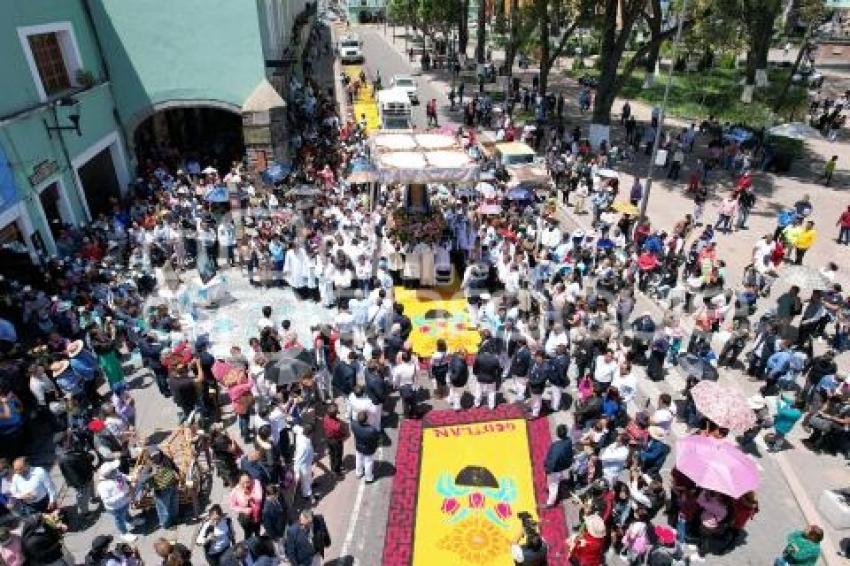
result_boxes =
[737,206,751,228]
[111,503,131,534]
[839,226,850,245]
[154,486,179,528]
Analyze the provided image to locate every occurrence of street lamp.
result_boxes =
[637,0,688,223]
[43,96,82,138]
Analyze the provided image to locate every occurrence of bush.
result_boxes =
[718,53,737,70]
[572,57,586,71]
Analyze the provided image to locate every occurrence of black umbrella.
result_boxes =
[678,354,719,381]
[265,356,313,386]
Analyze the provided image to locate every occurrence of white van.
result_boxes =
[338,35,363,63]
[377,87,412,130]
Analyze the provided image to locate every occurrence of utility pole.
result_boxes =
[637,0,688,224]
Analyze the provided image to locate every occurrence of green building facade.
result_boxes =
[0,0,310,260]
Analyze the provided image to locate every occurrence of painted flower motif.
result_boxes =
[494,502,512,521]
[436,320,448,329]
[455,323,466,330]
[441,497,460,515]
[469,492,486,509]
[420,325,431,334]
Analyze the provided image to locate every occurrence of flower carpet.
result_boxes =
[382,405,569,565]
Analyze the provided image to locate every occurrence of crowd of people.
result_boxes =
[0,19,846,566]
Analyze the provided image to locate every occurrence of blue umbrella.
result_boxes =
[204,185,230,203]
[261,161,292,185]
[505,187,533,201]
[347,158,378,183]
[596,238,614,250]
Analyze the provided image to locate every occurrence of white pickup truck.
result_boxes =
[338,35,363,64]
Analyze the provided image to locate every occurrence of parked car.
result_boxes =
[390,74,419,104]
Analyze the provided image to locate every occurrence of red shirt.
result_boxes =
[570,533,605,566]
[839,210,850,228]
[322,415,348,441]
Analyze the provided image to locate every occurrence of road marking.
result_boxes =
[338,444,384,565]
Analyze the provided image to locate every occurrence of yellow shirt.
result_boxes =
[795,228,817,250]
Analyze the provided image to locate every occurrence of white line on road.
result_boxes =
[338,445,384,565]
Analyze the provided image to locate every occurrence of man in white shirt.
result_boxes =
[593,350,619,389]
[11,458,56,514]
[544,324,570,357]
[651,393,676,432]
[256,305,275,333]
[599,433,630,486]
[292,424,316,504]
[96,460,142,542]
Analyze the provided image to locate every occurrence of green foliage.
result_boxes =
[565,66,804,127]
[572,57,585,71]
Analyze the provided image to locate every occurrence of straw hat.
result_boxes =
[585,514,607,538]
[66,340,84,358]
[50,360,70,375]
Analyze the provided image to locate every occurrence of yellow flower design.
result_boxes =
[437,516,511,564]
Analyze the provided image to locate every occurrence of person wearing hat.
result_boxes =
[638,426,670,478]
[0,526,23,566]
[96,460,140,542]
[568,513,607,565]
[51,359,85,400]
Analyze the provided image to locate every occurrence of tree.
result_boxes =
[417,0,463,44]
[387,0,419,29]
[773,0,827,113]
[502,0,536,76]
[534,0,591,97]
[476,0,487,63]
[739,0,783,102]
[459,0,470,55]
[589,0,704,146]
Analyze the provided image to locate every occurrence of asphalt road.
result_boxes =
[358,28,453,131]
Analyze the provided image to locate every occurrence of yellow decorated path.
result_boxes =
[394,287,480,358]
[342,64,380,133]
[413,418,536,565]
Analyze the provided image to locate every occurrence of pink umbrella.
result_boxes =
[478,203,502,215]
[675,435,760,498]
[690,381,756,434]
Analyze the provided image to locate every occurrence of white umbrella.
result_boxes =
[768,122,822,141]
[202,166,218,175]
[597,168,619,179]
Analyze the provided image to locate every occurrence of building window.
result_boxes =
[18,23,83,102]
[28,33,71,96]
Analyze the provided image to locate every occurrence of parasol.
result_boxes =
[596,238,615,250]
[505,186,534,201]
[478,203,503,215]
[203,185,230,203]
[265,356,313,385]
[690,381,756,433]
[678,353,719,381]
[780,265,831,290]
[261,162,291,185]
[611,200,639,215]
[767,122,822,141]
[597,168,619,179]
[290,185,321,197]
[675,435,760,498]
[637,252,659,271]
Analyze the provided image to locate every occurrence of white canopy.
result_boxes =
[371,132,480,184]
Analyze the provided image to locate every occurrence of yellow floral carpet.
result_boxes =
[412,418,536,565]
[394,286,480,358]
[342,64,380,133]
